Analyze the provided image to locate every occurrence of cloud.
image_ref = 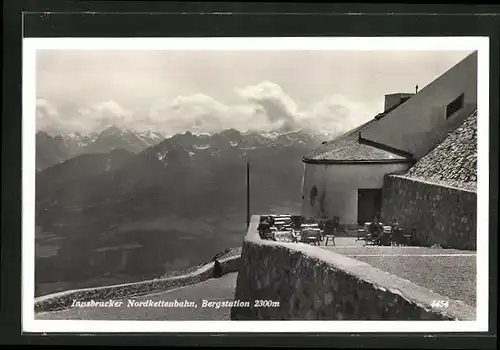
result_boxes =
[36,82,376,137]
[147,92,274,136]
[76,100,133,132]
[235,81,373,135]
[36,99,133,135]
[235,81,300,131]
[301,94,374,135]
[146,81,374,137]
[36,98,60,132]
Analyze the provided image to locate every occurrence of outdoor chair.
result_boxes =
[258,221,271,240]
[301,229,321,246]
[391,227,404,246]
[323,219,337,246]
[356,228,365,241]
[291,215,302,227]
[364,233,375,245]
[376,230,392,246]
[405,227,415,246]
[365,221,385,245]
[377,226,392,246]
[324,234,336,246]
[361,222,377,245]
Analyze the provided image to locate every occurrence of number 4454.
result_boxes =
[431,300,450,308]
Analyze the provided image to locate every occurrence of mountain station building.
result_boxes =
[300,50,478,247]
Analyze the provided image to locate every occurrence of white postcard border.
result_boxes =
[22,36,490,333]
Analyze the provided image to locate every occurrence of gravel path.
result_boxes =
[352,255,476,306]
[325,246,475,256]
[322,239,476,306]
[36,273,238,320]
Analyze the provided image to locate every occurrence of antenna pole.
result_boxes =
[246,158,250,228]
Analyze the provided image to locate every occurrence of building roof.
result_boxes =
[404,110,477,191]
[303,118,414,164]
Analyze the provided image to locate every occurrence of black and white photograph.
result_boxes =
[22,37,489,333]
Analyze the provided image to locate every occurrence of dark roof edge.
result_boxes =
[358,135,415,159]
[302,157,415,165]
[374,100,403,120]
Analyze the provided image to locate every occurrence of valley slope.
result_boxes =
[35,127,324,296]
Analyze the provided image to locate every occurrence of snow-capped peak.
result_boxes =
[61,132,82,139]
[139,129,164,141]
[259,131,281,139]
[194,144,210,150]
[280,128,303,136]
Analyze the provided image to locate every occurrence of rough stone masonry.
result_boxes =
[381,111,477,250]
[230,216,476,321]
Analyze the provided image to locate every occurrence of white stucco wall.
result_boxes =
[362,51,477,160]
[301,162,411,224]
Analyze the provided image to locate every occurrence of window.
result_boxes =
[446,93,464,119]
[310,185,318,206]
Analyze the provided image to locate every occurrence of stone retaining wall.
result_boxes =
[219,255,241,276]
[35,255,241,313]
[381,175,476,250]
[230,215,476,321]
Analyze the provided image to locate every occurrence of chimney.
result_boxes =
[384,93,415,112]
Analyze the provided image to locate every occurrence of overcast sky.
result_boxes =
[36,50,473,136]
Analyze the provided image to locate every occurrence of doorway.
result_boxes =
[357,189,382,224]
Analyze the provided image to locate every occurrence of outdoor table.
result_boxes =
[274,231,293,242]
[300,228,322,245]
[301,224,319,228]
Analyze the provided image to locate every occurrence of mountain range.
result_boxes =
[35,126,326,296]
[36,126,166,171]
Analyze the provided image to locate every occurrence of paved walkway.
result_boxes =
[36,272,238,321]
[321,237,476,306]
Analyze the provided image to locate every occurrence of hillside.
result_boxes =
[35,128,321,297]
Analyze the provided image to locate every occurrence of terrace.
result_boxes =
[256,214,476,307]
[257,214,410,247]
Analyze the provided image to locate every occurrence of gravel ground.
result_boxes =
[325,246,475,256]
[351,255,476,306]
[321,239,476,307]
